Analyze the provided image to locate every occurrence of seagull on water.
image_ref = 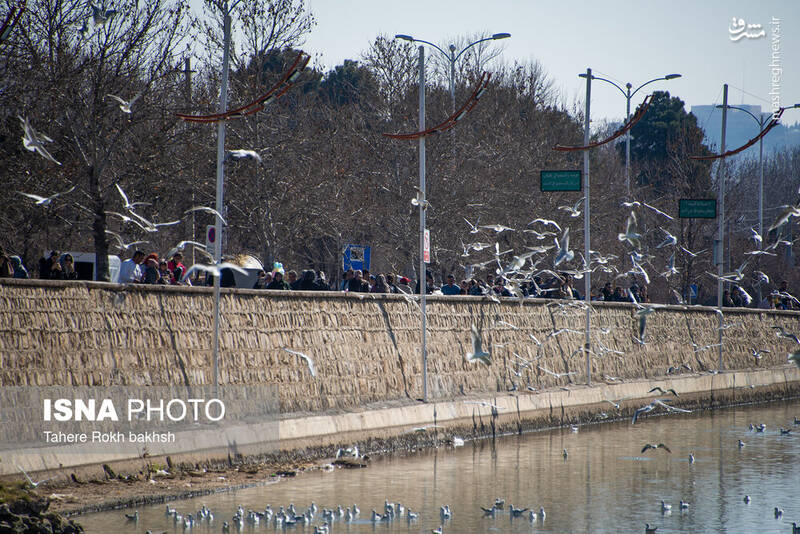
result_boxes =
[281,348,316,377]
[19,116,61,165]
[465,324,491,365]
[645,524,658,534]
[738,439,745,448]
[18,185,75,207]
[661,501,672,513]
[743,495,751,504]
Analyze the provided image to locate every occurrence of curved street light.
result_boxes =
[580,72,682,196]
[395,33,510,115]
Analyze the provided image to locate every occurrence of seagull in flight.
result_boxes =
[106,93,142,114]
[15,465,51,488]
[19,116,61,165]
[622,200,674,220]
[463,217,480,234]
[90,3,117,27]
[656,228,677,249]
[282,347,316,377]
[115,183,151,210]
[465,324,491,365]
[18,185,75,206]
[618,211,642,249]
[104,230,149,251]
[768,205,800,232]
[680,246,706,258]
[631,399,690,424]
[166,240,207,259]
[479,224,514,233]
[127,210,180,232]
[649,386,678,396]
[554,227,574,267]
[749,227,763,244]
[558,197,584,217]
[225,149,263,164]
[184,206,227,225]
[772,325,800,344]
[538,365,577,379]
[528,218,561,231]
[641,443,672,454]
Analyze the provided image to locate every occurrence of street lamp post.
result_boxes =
[586,73,681,197]
[395,33,509,160]
[211,0,243,396]
[716,103,768,306]
[417,45,428,402]
[581,69,592,384]
[716,84,729,371]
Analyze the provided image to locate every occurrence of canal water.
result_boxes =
[80,399,800,534]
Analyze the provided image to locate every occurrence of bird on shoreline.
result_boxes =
[15,465,51,488]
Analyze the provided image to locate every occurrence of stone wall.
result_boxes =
[1,279,798,414]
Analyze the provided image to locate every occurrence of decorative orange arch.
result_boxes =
[690,107,786,160]
[176,51,310,123]
[553,94,653,151]
[382,72,492,140]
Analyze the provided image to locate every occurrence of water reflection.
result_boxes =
[80,400,800,534]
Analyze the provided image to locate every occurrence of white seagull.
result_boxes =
[181,261,247,282]
[618,211,642,249]
[225,149,263,164]
[18,185,75,206]
[19,116,61,165]
[558,197,585,217]
[15,465,51,488]
[282,348,316,378]
[528,218,561,231]
[115,183,151,210]
[184,206,227,225]
[106,93,142,114]
[554,227,573,267]
[465,324,491,365]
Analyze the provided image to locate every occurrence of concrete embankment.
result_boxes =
[1,278,799,476]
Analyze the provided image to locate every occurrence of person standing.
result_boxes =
[119,250,145,283]
[441,274,461,296]
[38,250,59,279]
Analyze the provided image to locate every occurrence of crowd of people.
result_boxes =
[1,247,797,311]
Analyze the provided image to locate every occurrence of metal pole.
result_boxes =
[757,116,764,307]
[583,68,592,385]
[717,84,728,371]
[449,45,456,167]
[625,84,632,198]
[212,5,232,397]
[418,46,428,402]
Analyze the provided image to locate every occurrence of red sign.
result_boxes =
[423,229,430,264]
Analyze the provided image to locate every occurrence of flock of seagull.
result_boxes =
[17,125,258,280]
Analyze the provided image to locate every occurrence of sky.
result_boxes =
[290,0,800,126]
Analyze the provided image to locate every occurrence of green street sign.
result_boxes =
[540,170,582,192]
[679,199,717,219]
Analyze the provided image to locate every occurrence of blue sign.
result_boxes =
[343,244,371,272]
